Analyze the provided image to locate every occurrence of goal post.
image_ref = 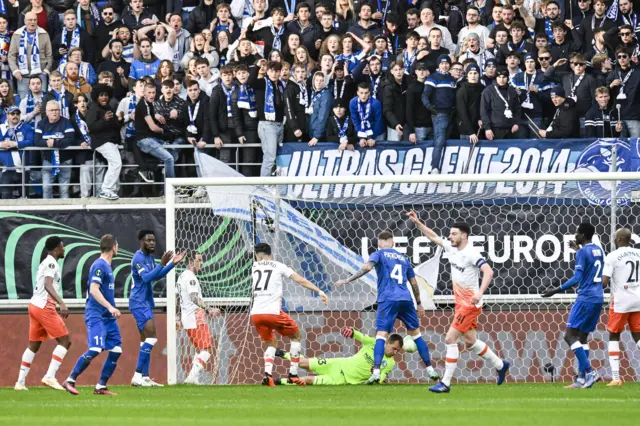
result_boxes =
[165,171,640,385]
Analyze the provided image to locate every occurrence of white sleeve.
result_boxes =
[603,253,615,277]
[280,263,295,279]
[43,263,56,278]
[467,249,486,268]
[441,239,456,254]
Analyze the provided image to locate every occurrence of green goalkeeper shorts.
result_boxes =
[309,357,347,385]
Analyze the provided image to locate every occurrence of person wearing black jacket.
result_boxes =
[246,7,289,58]
[97,39,131,101]
[544,53,597,122]
[286,3,322,58]
[606,47,640,137]
[329,60,356,105]
[284,63,308,142]
[351,55,385,100]
[92,4,123,63]
[584,87,622,138]
[405,62,431,143]
[53,10,95,66]
[86,84,123,200]
[184,79,212,187]
[326,99,357,149]
[229,38,261,68]
[209,65,236,162]
[230,65,260,176]
[249,60,286,177]
[538,86,580,139]
[480,67,522,140]
[381,60,408,141]
[121,0,159,31]
[456,64,484,143]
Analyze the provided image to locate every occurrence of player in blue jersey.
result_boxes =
[62,235,121,396]
[542,223,604,388]
[335,230,441,384]
[130,229,185,387]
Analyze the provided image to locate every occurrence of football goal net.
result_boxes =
[165,170,640,385]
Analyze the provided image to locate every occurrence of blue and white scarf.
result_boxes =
[0,0,5,14]
[125,94,136,139]
[403,49,417,74]
[335,115,349,139]
[51,148,60,176]
[237,84,257,118]
[284,0,296,15]
[377,0,391,24]
[544,18,554,42]
[25,92,35,115]
[53,88,69,119]
[77,3,102,31]
[215,22,230,36]
[264,77,283,121]
[357,100,373,138]
[75,110,91,145]
[59,26,81,67]
[370,74,381,99]
[298,80,309,111]
[18,29,41,75]
[271,25,284,51]
[122,44,134,63]
[222,84,234,118]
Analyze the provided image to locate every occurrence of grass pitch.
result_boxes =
[1,383,639,426]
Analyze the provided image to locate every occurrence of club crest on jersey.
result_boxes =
[189,280,196,286]
[96,269,102,276]
[48,263,55,268]
[574,139,632,206]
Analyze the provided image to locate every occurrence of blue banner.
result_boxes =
[276,139,640,205]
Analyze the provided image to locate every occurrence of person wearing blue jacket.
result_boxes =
[0,106,35,199]
[349,81,385,147]
[128,38,161,90]
[307,71,332,146]
[422,54,456,174]
[35,100,78,199]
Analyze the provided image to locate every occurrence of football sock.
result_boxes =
[264,346,276,375]
[373,336,386,373]
[98,348,121,386]
[188,351,210,380]
[442,344,459,387]
[289,341,301,376]
[136,338,156,376]
[470,340,504,370]
[68,349,101,382]
[44,345,67,379]
[583,344,590,361]
[608,341,621,381]
[17,348,36,385]
[413,335,432,367]
[571,341,592,374]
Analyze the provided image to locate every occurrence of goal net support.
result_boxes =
[165,169,640,385]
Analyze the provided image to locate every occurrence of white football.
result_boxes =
[403,335,417,353]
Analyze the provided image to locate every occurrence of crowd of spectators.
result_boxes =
[0,0,637,199]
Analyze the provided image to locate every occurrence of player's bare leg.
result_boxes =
[287,331,306,386]
[41,335,71,391]
[262,336,278,387]
[464,329,509,385]
[15,341,42,390]
[430,326,462,393]
[133,320,162,386]
[406,328,440,380]
[365,331,389,385]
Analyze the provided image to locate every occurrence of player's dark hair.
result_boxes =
[138,229,155,241]
[100,234,117,252]
[45,236,62,251]
[452,222,471,237]
[357,81,371,91]
[378,231,394,241]
[578,223,596,240]
[185,249,201,263]
[388,334,403,347]
[255,243,272,256]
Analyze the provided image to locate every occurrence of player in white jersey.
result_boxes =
[407,211,510,393]
[177,251,221,384]
[15,236,71,391]
[603,228,640,387]
[250,243,328,387]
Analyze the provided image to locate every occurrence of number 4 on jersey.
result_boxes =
[390,264,403,285]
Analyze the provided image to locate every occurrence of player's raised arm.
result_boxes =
[290,272,328,304]
[334,261,375,288]
[43,275,68,318]
[406,210,444,246]
[89,282,121,318]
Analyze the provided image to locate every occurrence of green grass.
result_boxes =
[1,383,639,426]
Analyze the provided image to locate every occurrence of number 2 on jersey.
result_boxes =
[253,269,273,291]
[390,264,403,285]
[593,260,602,283]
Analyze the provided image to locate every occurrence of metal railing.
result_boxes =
[0,143,262,198]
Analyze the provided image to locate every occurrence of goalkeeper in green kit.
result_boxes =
[274,327,403,385]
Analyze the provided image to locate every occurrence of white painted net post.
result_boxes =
[165,181,177,385]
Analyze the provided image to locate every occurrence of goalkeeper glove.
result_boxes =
[341,326,354,339]
[541,287,561,298]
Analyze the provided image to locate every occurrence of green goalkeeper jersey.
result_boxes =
[341,330,396,384]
